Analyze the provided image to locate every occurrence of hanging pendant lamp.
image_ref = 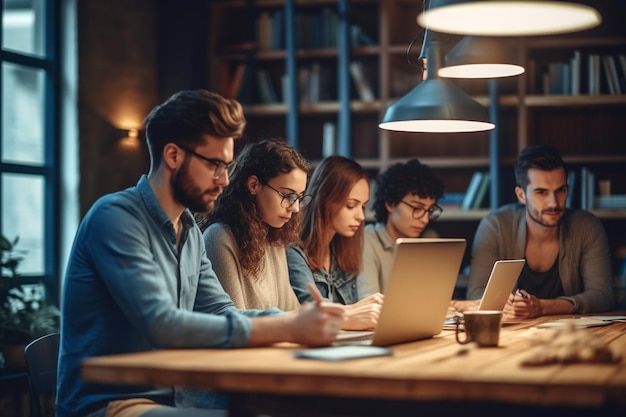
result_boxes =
[417,0,601,37]
[439,36,524,79]
[379,40,495,133]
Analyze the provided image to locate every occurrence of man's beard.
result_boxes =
[171,160,219,213]
[527,205,563,228]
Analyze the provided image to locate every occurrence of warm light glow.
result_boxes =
[379,119,495,133]
[119,135,141,149]
[128,128,139,138]
[439,63,525,78]
[417,1,601,36]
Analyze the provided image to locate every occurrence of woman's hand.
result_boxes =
[341,293,384,330]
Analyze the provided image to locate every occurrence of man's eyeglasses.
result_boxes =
[399,200,443,221]
[176,144,237,179]
[262,182,312,209]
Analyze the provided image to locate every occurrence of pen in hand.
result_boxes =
[307,282,325,305]
[517,289,528,299]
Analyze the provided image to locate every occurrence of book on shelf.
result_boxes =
[225,63,247,100]
[296,62,330,104]
[256,11,272,51]
[472,173,491,209]
[298,67,311,103]
[594,195,626,210]
[296,8,339,49]
[544,62,570,95]
[580,167,596,210]
[566,170,576,208]
[437,192,465,210]
[461,171,484,211]
[322,122,336,158]
[349,61,375,101]
[225,64,254,104]
[281,74,289,104]
[602,55,621,94]
[617,54,626,93]
[570,50,581,95]
[256,70,279,103]
[588,54,601,95]
[309,62,321,103]
[270,9,284,50]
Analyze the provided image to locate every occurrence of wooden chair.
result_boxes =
[23,333,60,417]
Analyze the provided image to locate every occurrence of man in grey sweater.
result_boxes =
[466,144,614,319]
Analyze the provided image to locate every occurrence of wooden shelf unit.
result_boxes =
[207,0,626,217]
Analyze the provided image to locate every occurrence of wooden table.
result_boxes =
[82,314,626,417]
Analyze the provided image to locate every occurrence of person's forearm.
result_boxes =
[538,298,575,316]
[247,314,295,346]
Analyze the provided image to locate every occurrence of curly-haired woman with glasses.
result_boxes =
[357,159,445,299]
[198,138,313,311]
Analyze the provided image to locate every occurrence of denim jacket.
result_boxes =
[287,246,358,305]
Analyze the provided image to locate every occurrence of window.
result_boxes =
[1,0,61,303]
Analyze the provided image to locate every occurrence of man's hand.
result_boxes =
[247,283,344,347]
[505,290,540,319]
[505,289,574,319]
[289,300,345,346]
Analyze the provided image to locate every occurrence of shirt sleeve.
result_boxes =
[357,232,382,299]
[467,214,503,300]
[560,212,615,313]
[80,197,252,348]
[203,223,248,308]
[286,246,315,303]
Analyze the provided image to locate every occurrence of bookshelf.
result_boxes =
[207,1,626,254]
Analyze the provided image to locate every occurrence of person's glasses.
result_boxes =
[399,200,443,221]
[262,182,312,209]
[176,144,237,179]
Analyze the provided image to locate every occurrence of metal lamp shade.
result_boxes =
[439,36,524,78]
[417,0,601,37]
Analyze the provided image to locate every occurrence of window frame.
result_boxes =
[1,0,61,305]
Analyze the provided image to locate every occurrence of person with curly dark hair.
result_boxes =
[357,159,445,299]
[199,138,312,311]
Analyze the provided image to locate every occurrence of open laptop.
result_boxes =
[444,258,525,328]
[477,259,525,311]
[335,238,466,346]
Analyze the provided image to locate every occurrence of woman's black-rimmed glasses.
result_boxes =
[399,200,443,221]
[262,182,312,209]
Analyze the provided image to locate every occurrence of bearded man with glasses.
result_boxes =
[357,159,445,299]
[57,90,344,417]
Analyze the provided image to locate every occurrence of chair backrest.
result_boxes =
[24,332,60,417]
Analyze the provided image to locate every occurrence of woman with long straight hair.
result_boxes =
[288,156,383,330]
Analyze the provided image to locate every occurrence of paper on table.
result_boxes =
[293,346,393,361]
[587,315,626,322]
[537,317,614,329]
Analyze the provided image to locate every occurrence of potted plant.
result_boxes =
[1,234,60,368]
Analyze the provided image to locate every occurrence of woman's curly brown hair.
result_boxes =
[201,138,310,276]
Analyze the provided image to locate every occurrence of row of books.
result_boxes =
[256,8,375,51]
[439,168,623,212]
[224,60,376,104]
[568,167,625,210]
[534,51,626,95]
[460,171,491,211]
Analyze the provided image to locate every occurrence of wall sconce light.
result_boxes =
[379,39,495,133]
[118,127,143,149]
[417,0,601,37]
[439,36,524,78]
